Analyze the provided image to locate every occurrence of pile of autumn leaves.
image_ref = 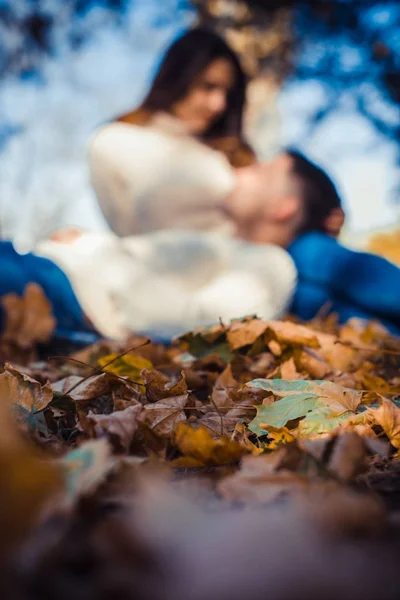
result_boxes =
[0,306,399,508]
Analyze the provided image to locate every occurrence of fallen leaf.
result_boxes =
[98,352,153,383]
[0,367,53,433]
[139,395,187,438]
[368,397,400,450]
[1,283,56,350]
[52,373,130,402]
[218,452,307,505]
[297,405,353,439]
[247,379,363,438]
[61,439,114,500]
[266,425,296,448]
[231,422,263,455]
[80,404,143,453]
[269,356,304,380]
[226,319,269,350]
[196,410,238,438]
[265,320,321,348]
[211,364,239,408]
[173,423,248,467]
[142,369,188,403]
[0,380,60,554]
[294,349,332,379]
[249,393,319,435]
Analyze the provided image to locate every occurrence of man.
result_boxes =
[237,150,400,334]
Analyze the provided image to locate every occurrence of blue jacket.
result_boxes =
[288,232,400,335]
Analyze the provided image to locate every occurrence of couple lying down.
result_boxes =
[1,150,399,341]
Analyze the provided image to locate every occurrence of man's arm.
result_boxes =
[288,232,400,325]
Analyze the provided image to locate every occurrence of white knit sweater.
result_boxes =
[88,113,237,237]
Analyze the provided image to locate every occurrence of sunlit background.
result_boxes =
[0,0,399,251]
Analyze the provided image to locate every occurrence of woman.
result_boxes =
[88,27,258,238]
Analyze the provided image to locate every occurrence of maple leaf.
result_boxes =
[172,423,248,467]
[297,405,354,439]
[247,379,363,438]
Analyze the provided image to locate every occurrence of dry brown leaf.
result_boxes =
[313,331,363,371]
[142,369,188,403]
[231,422,262,455]
[52,373,130,402]
[1,283,56,349]
[81,403,143,453]
[139,395,188,439]
[226,318,269,350]
[368,398,400,451]
[218,452,307,505]
[0,379,60,555]
[211,364,239,408]
[270,356,304,380]
[196,411,238,438]
[0,367,53,434]
[265,320,321,348]
[295,349,332,379]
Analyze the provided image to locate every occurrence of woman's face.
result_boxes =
[172,58,235,134]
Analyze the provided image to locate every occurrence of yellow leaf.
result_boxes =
[368,398,400,449]
[266,425,295,449]
[98,353,153,383]
[173,423,248,467]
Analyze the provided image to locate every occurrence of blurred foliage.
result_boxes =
[0,0,399,162]
[368,229,400,266]
[194,0,400,163]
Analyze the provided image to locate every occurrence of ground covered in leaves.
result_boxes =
[1,290,400,599]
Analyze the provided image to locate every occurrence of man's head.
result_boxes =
[238,151,345,247]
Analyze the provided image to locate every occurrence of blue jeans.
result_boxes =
[0,241,98,342]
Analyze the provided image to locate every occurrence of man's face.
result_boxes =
[262,152,295,200]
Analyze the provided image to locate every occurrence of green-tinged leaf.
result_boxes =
[61,439,115,500]
[246,379,363,413]
[247,379,363,437]
[178,333,233,362]
[249,394,319,435]
[297,405,354,438]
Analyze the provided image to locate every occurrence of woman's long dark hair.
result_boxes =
[118,27,255,166]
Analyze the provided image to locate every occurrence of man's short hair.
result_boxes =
[286,150,342,233]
